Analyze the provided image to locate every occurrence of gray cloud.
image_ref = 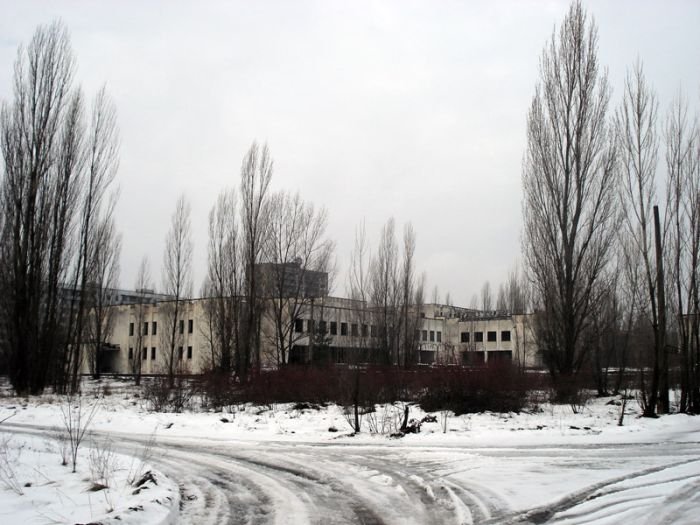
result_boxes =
[1,0,698,305]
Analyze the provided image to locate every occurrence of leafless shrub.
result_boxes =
[143,377,172,412]
[367,404,402,435]
[440,410,450,433]
[419,364,531,415]
[53,428,69,466]
[101,383,112,397]
[143,376,194,413]
[198,372,239,411]
[568,390,591,415]
[170,377,195,413]
[0,433,24,495]
[367,404,406,435]
[342,405,365,434]
[60,394,100,472]
[88,437,118,488]
[127,428,158,487]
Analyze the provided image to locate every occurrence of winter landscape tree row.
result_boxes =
[1,3,700,421]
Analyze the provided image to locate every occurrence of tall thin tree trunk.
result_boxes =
[655,205,667,414]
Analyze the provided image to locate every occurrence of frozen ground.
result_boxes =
[1,379,699,524]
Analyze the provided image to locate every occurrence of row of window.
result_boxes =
[129,320,194,337]
[419,330,442,343]
[291,319,511,345]
[460,330,511,343]
[294,319,445,343]
[127,346,194,360]
[294,319,380,337]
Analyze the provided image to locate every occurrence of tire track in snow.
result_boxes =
[485,458,700,525]
[8,421,699,524]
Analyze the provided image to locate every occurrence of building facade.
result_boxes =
[94,295,541,375]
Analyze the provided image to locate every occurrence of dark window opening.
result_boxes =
[178,346,183,360]
[351,323,359,337]
[151,347,156,360]
[419,350,436,364]
[188,319,193,333]
[501,330,511,342]
[152,321,157,335]
[307,319,315,334]
[487,331,497,342]
[429,330,435,342]
[461,332,470,343]
[475,332,484,342]
[143,322,149,336]
[422,330,428,342]
[128,348,133,360]
[129,323,134,336]
[330,321,338,335]
[142,348,147,360]
[294,319,304,333]
[462,350,485,365]
[490,350,513,362]
[179,320,184,334]
[187,346,193,359]
[437,331,442,343]
[319,320,327,334]
[341,322,348,336]
[362,324,369,337]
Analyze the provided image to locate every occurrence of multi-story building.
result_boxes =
[83,262,541,374]
[96,298,541,375]
[98,299,206,375]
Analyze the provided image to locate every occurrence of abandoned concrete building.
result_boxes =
[94,278,541,375]
[76,262,541,374]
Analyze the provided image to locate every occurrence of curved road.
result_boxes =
[5,423,700,524]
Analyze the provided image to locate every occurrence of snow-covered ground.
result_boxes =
[1,379,699,524]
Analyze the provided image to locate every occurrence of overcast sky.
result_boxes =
[1,1,699,306]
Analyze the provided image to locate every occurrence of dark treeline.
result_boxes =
[0,22,120,395]
[521,2,700,415]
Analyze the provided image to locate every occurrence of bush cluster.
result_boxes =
[418,364,537,415]
[192,363,544,415]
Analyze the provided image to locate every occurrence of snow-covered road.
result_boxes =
[3,390,700,524]
[104,433,700,524]
[9,421,697,525]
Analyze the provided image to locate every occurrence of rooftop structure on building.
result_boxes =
[256,260,329,299]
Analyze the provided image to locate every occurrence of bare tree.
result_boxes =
[588,268,621,396]
[399,223,420,367]
[203,188,243,374]
[66,86,120,392]
[162,194,193,387]
[86,202,121,379]
[131,256,151,385]
[686,111,700,414]
[0,22,114,394]
[496,283,508,312]
[343,222,375,431]
[615,61,664,416]
[261,190,334,366]
[665,92,699,414]
[370,218,400,365]
[240,142,273,377]
[469,293,478,310]
[431,286,440,305]
[617,234,642,396]
[522,2,617,392]
[480,281,493,312]
[505,265,529,314]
